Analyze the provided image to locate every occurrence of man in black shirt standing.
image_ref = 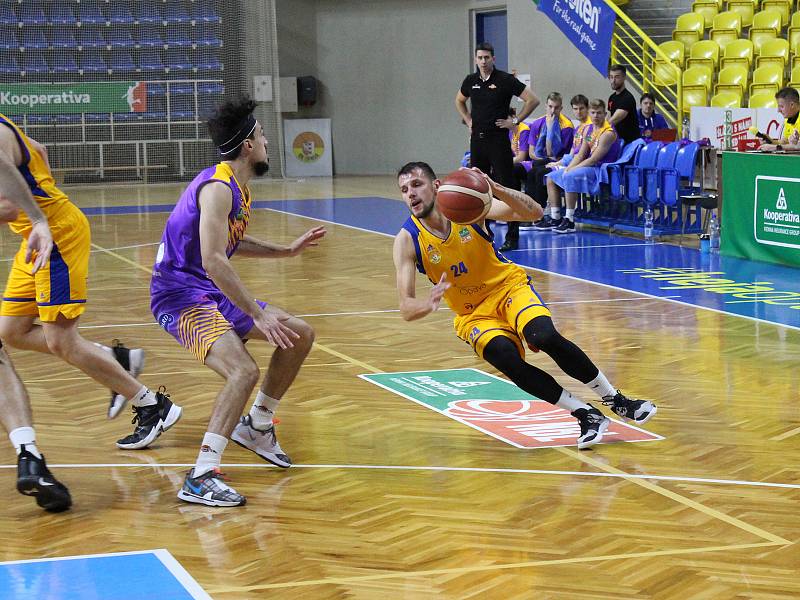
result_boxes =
[607,64,640,145]
[455,43,539,198]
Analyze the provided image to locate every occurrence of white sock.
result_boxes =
[130,385,157,407]
[565,208,575,220]
[249,391,280,430]
[194,432,228,477]
[551,207,562,220]
[555,390,590,413]
[9,427,42,458]
[587,371,616,398]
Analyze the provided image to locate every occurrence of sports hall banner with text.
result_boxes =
[690,107,782,148]
[536,0,616,76]
[0,82,147,114]
[722,152,800,268]
[283,118,333,177]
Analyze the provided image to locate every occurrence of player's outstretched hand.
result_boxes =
[465,166,500,196]
[254,307,301,349]
[288,226,327,256]
[430,273,451,312]
[25,220,53,274]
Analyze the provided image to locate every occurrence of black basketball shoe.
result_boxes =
[116,387,182,450]
[107,340,146,419]
[572,404,610,449]
[16,446,72,512]
[602,391,657,424]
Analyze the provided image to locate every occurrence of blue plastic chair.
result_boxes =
[48,4,76,25]
[108,29,134,49]
[164,4,191,24]
[20,4,47,25]
[78,3,106,25]
[194,4,221,23]
[139,51,165,74]
[109,5,134,24]
[0,5,16,25]
[137,4,162,25]
[642,142,681,206]
[196,52,223,72]
[166,28,192,48]
[605,138,642,201]
[79,50,107,74]
[623,141,663,204]
[166,50,192,73]
[137,27,164,48]
[23,51,49,74]
[660,142,701,207]
[198,82,225,95]
[0,29,18,50]
[169,82,195,95]
[0,55,20,74]
[195,25,222,48]
[54,114,82,124]
[52,53,78,74]
[51,29,77,49]
[78,28,105,48]
[21,29,48,50]
[109,50,136,73]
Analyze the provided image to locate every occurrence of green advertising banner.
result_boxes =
[722,152,800,268]
[0,82,147,114]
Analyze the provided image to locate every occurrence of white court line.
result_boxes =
[263,206,800,332]
[1,461,798,491]
[518,242,663,251]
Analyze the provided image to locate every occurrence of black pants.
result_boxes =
[470,132,514,188]
[525,159,552,208]
[482,316,600,405]
[504,163,529,243]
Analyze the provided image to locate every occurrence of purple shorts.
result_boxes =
[151,288,266,363]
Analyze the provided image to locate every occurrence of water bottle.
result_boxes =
[644,207,654,243]
[682,116,690,140]
[709,210,720,253]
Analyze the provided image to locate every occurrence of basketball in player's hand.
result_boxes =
[437,169,492,225]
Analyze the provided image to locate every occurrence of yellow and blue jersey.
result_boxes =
[0,112,72,237]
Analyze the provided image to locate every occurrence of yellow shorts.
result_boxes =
[1,205,90,322]
[454,278,551,359]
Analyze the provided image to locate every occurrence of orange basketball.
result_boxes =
[437,169,492,225]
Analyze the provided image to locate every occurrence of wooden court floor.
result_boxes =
[0,176,798,599]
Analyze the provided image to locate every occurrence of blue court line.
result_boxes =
[0,549,211,600]
[77,195,800,330]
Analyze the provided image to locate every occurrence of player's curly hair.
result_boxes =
[207,96,258,159]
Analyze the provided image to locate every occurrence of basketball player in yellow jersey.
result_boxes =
[0,113,182,450]
[394,162,656,449]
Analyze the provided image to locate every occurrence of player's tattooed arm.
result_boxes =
[480,175,543,223]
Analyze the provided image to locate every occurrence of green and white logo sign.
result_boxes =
[754,175,800,249]
[0,82,147,114]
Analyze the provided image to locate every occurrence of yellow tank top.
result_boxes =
[0,113,71,236]
[584,120,615,153]
[401,215,530,315]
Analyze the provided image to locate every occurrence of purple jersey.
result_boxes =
[151,162,251,299]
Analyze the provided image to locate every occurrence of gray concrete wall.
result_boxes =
[275,0,612,175]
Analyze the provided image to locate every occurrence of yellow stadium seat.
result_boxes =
[749,90,778,107]
[710,11,743,49]
[761,0,790,26]
[711,90,743,107]
[682,87,709,114]
[653,41,684,86]
[793,37,800,68]
[727,0,756,27]
[749,64,784,95]
[750,29,778,57]
[789,62,800,87]
[788,12,800,53]
[693,0,720,27]
[720,38,754,70]
[715,64,750,95]
[687,40,721,72]
[683,64,714,89]
[673,12,705,47]
[756,38,790,70]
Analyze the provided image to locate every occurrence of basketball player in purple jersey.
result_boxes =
[151,97,325,507]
